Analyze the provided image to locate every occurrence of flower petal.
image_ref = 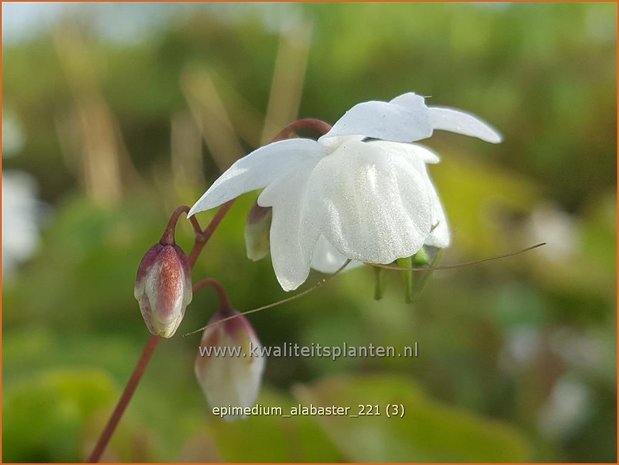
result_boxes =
[421,168,450,248]
[258,158,321,291]
[310,235,363,273]
[188,138,325,216]
[366,140,440,164]
[307,139,433,264]
[322,92,433,143]
[429,107,502,143]
[371,141,450,248]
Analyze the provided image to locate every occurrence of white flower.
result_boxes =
[189,93,501,291]
[195,307,265,419]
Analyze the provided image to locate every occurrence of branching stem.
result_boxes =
[88,202,232,462]
[88,117,333,462]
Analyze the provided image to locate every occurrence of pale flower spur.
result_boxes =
[189,92,502,291]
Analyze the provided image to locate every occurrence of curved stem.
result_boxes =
[193,278,232,309]
[88,202,233,462]
[159,205,190,245]
[369,242,546,272]
[185,260,352,337]
[89,117,333,462]
[271,118,332,142]
[183,243,546,337]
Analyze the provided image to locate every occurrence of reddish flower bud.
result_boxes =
[195,305,265,419]
[134,243,192,338]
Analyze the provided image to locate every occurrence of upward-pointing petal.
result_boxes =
[429,107,502,143]
[322,92,433,143]
[188,138,325,216]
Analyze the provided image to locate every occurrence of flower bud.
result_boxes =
[195,306,265,420]
[244,202,272,261]
[134,243,192,338]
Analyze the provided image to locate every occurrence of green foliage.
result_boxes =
[294,375,530,462]
[3,369,117,462]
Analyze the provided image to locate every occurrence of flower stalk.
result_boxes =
[88,202,230,462]
[88,117,334,462]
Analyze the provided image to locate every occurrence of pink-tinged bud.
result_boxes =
[134,243,192,338]
[195,306,265,420]
[244,202,272,261]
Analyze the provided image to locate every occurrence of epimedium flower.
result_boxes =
[195,304,266,419]
[189,92,501,291]
[244,201,365,275]
[134,242,192,338]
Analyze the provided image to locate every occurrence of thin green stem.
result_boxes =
[369,242,546,272]
[184,260,351,337]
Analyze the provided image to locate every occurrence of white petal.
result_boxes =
[258,158,321,291]
[374,142,450,248]
[310,235,363,273]
[368,141,449,248]
[318,134,365,151]
[421,168,450,248]
[322,92,433,143]
[188,138,325,216]
[365,140,441,164]
[429,107,502,143]
[307,139,433,264]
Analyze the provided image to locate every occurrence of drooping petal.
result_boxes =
[371,141,450,248]
[258,157,322,291]
[307,139,433,264]
[188,138,326,216]
[429,107,502,143]
[322,92,433,143]
[310,235,363,273]
[420,168,450,248]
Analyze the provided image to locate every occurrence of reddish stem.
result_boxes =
[193,278,232,309]
[88,202,232,462]
[88,117,333,462]
[270,118,332,142]
[187,199,235,267]
[88,335,159,462]
[159,205,190,245]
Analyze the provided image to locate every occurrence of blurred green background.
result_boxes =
[2,2,616,462]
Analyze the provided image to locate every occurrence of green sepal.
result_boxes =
[396,255,414,303]
[410,247,444,301]
[412,247,430,266]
